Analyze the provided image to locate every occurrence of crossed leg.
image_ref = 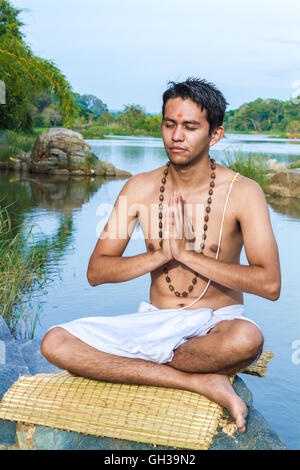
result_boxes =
[41,319,263,432]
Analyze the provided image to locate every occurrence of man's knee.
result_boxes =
[222,319,264,361]
[41,327,68,363]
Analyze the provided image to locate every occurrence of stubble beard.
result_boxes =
[166,149,207,169]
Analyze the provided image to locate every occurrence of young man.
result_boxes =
[41,78,281,433]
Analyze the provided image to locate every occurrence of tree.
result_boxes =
[42,104,62,127]
[286,120,300,135]
[223,97,297,134]
[0,0,25,39]
[32,92,53,113]
[77,94,108,118]
[0,1,77,131]
[97,110,114,126]
[115,104,147,132]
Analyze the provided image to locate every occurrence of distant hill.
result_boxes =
[224,97,300,137]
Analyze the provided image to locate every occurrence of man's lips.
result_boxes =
[169,147,187,152]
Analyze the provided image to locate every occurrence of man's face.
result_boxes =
[161,97,217,167]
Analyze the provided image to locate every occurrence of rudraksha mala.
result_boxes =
[158,157,216,298]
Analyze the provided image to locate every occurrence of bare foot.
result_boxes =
[190,373,248,432]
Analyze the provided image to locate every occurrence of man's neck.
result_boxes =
[168,155,213,193]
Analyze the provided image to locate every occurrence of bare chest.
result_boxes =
[137,185,243,261]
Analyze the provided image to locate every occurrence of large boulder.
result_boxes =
[27,128,131,178]
[30,128,90,175]
[267,169,300,198]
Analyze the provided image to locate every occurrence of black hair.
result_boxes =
[162,77,228,135]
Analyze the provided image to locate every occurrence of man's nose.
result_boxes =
[172,126,184,141]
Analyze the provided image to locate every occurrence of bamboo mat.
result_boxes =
[0,350,273,450]
[240,350,274,377]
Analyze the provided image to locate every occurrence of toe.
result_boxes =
[236,408,248,432]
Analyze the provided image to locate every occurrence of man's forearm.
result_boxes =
[87,249,167,286]
[179,250,280,301]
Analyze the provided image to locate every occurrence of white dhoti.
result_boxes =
[50,301,261,364]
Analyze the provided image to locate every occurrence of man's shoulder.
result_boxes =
[218,164,263,193]
[234,173,265,198]
[228,172,267,220]
[122,167,162,195]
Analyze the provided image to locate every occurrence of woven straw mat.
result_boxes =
[0,350,274,450]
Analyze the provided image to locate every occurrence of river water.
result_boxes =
[0,133,299,449]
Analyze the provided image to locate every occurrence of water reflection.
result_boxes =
[0,171,115,337]
[0,171,113,268]
[267,195,300,219]
[0,172,106,214]
[29,174,106,213]
[122,145,145,159]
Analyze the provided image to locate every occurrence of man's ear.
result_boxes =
[209,126,224,148]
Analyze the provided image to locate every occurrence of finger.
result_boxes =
[167,205,175,241]
[174,194,183,239]
[167,193,175,238]
[169,191,175,207]
[184,212,196,242]
[162,206,169,239]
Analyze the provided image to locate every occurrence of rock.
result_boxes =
[25,128,132,178]
[30,128,90,174]
[0,316,287,450]
[0,316,12,341]
[69,170,86,176]
[267,169,300,198]
[210,376,287,450]
[265,159,288,173]
[17,340,61,375]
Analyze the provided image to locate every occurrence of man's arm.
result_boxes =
[177,178,281,301]
[87,175,168,286]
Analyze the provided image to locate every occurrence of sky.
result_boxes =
[11,0,300,113]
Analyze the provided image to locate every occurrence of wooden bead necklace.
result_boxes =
[158,157,217,298]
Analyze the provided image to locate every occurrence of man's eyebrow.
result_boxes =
[163,117,201,125]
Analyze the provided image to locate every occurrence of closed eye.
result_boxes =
[164,123,175,128]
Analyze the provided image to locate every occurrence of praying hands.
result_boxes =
[162,191,196,262]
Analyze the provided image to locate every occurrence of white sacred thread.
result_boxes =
[176,173,240,311]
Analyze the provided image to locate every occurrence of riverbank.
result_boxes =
[77,127,300,140]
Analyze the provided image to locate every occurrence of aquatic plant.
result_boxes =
[221,150,269,191]
[0,203,51,338]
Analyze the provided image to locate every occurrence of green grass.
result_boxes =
[288,161,300,169]
[80,124,162,139]
[221,150,269,192]
[0,204,52,339]
[0,130,36,163]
